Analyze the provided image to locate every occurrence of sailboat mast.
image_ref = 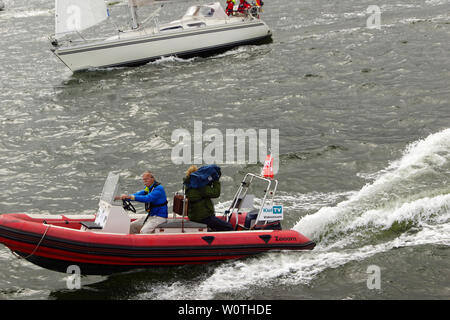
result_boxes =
[130,4,139,29]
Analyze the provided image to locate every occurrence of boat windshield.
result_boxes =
[183,2,228,20]
[99,172,120,204]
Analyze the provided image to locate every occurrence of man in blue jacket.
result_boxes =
[115,171,168,234]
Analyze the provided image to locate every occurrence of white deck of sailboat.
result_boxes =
[102,15,260,41]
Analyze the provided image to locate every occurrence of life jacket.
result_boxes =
[144,182,168,213]
[225,2,234,15]
[226,0,236,15]
[238,1,251,13]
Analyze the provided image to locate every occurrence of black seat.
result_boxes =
[244,209,259,229]
[80,221,103,230]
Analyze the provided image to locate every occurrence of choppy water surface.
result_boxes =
[0,0,449,300]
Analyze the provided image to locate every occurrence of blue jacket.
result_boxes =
[132,183,168,218]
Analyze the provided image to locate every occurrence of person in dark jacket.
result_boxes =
[184,165,233,231]
[115,171,168,234]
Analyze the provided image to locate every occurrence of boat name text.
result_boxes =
[274,236,297,241]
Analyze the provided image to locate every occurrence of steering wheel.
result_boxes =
[122,199,136,213]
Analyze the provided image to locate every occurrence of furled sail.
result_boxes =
[55,0,109,38]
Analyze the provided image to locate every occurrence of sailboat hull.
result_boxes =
[53,21,272,72]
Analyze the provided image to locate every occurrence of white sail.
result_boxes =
[55,0,108,38]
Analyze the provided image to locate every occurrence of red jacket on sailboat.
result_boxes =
[237,0,251,13]
[225,0,235,16]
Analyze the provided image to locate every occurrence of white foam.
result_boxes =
[150,55,195,65]
[389,129,450,174]
[294,128,450,242]
[138,219,449,300]
[347,194,450,232]
[212,46,249,59]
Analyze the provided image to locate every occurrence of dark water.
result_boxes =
[0,0,449,300]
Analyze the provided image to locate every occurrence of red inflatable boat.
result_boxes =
[0,172,315,275]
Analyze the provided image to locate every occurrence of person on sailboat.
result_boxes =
[225,0,235,16]
[253,0,263,18]
[115,171,168,234]
[237,0,252,14]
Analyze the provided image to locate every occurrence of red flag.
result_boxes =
[262,154,274,179]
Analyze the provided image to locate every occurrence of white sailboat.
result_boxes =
[50,0,272,72]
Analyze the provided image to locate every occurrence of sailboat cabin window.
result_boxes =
[160,25,183,32]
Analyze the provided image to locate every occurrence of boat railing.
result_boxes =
[136,4,164,31]
[231,5,261,21]
[226,173,278,228]
[51,28,125,47]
